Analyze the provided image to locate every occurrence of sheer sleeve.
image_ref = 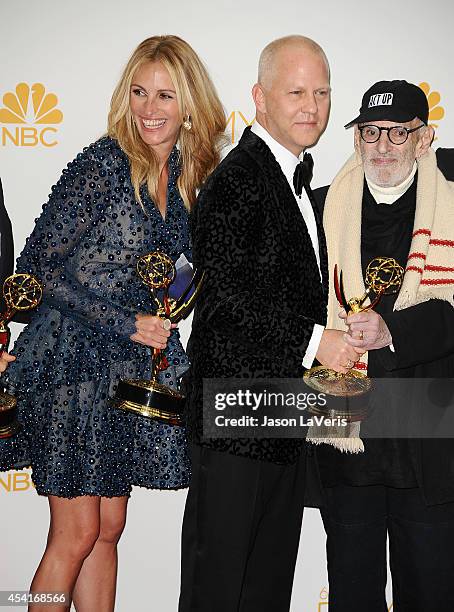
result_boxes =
[16,142,137,340]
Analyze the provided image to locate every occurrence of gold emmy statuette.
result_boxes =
[114,252,204,425]
[304,257,404,402]
[0,274,42,439]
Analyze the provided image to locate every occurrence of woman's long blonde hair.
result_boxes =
[108,35,226,209]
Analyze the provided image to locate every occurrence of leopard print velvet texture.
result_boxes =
[185,127,328,465]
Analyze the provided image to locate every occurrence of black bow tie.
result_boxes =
[293,152,314,198]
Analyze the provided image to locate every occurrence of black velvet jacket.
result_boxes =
[185,127,328,464]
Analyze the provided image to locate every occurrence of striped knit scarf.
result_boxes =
[307,147,454,453]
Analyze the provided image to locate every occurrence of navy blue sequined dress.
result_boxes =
[0,137,191,497]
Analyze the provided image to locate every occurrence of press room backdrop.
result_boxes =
[1,0,452,610]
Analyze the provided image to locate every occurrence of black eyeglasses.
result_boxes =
[358,124,425,145]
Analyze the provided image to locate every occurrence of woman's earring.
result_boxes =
[183,114,192,131]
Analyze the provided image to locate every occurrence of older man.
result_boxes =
[179,35,360,612]
[314,81,454,611]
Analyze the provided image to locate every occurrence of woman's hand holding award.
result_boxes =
[114,251,203,425]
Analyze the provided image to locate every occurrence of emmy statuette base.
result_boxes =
[0,391,21,439]
[114,379,185,426]
[304,366,371,422]
[304,366,372,396]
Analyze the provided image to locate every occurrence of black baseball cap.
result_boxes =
[345,80,429,128]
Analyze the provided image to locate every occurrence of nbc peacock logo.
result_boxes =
[0,82,63,147]
[419,82,444,138]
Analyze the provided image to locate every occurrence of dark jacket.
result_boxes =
[0,178,14,296]
[185,127,328,464]
[435,147,454,178]
[0,179,30,325]
[312,147,454,505]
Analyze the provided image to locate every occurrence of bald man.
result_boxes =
[179,36,359,612]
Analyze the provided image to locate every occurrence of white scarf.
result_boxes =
[307,148,454,452]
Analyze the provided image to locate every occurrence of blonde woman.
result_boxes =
[0,35,225,611]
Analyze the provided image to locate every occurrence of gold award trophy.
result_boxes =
[114,251,203,425]
[304,257,404,399]
[0,273,42,438]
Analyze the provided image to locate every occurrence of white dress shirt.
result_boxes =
[250,121,324,368]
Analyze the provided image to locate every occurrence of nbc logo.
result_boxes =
[419,82,444,139]
[0,469,35,492]
[0,82,63,147]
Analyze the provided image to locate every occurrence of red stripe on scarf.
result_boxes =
[407,252,426,261]
[354,362,367,370]
[420,278,454,285]
[412,228,431,237]
[429,238,454,247]
[425,265,454,272]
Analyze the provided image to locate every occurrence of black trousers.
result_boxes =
[321,484,454,612]
[178,444,306,612]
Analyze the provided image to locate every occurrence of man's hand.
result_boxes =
[0,351,15,374]
[315,329,364,374]
[130,314,177,349]
[340,309,392,351]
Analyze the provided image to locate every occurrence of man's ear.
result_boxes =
[252,83,266,114]
[353,126,361,154]
[415,125,435,158]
